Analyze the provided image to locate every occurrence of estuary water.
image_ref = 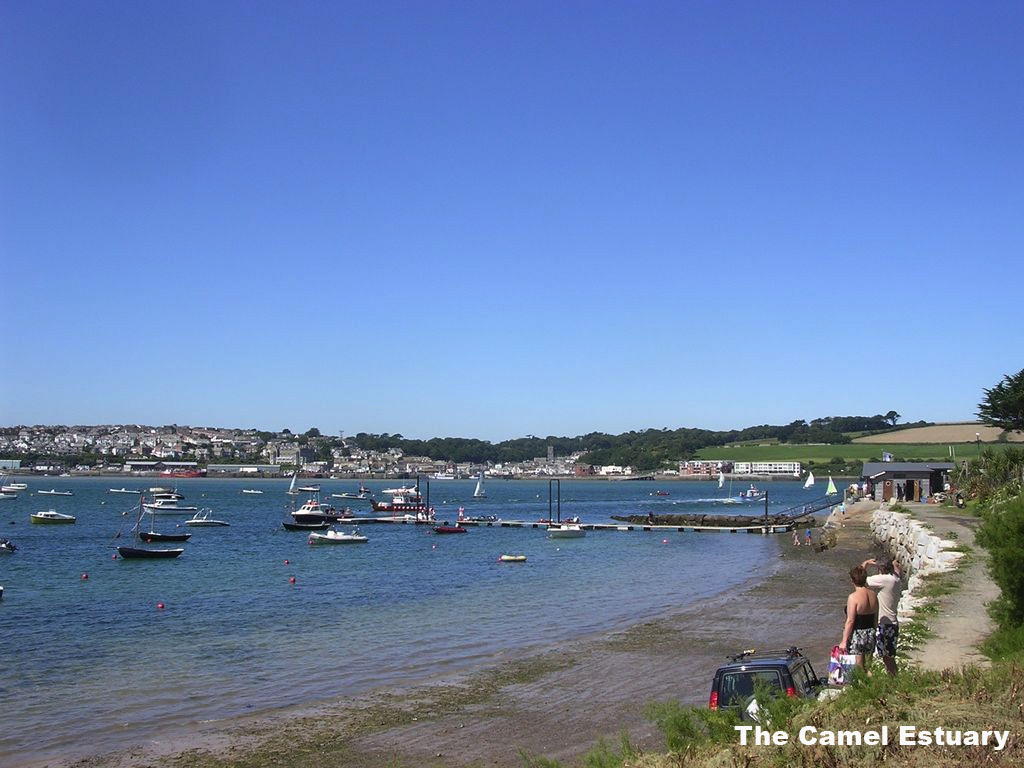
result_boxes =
[0,475,818,765]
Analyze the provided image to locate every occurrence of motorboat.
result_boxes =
[31,510,77,524]
[241,489,263,494]
[498,554,526,562]
[290,497,350,523]
[185,509,229,527]
[108,488,142,495]
[0,538,17,553]
[38,489,73,496]
[741,484,765,500]
[282,519,331,531]
[307,528,368,545]
[370,485,428,514]
[0,491,17,500]
[2,481,27,492]
[143,499,199,513]
[547,523,585,539]
[433,525,468,534]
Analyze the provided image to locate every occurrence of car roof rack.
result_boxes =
[726,646,804,663]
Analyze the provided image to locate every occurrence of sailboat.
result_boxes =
[720,471,741,505]
[286,470,299,496]
[804,471,816,490]
[117,497,186,558]
[826,476,838,495]
[473,472,486,498]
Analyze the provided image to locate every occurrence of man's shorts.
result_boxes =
[850,627,876,655]
[876,620,899,657]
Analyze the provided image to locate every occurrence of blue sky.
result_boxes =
[1,2,1021,442]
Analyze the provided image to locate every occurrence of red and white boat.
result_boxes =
[370,485,428,514]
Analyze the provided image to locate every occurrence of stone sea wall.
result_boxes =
[869,504,965,621]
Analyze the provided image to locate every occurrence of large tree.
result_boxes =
[978,368,1024,432]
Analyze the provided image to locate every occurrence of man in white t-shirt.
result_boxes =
[863,555,902,676]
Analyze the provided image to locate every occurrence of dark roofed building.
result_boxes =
[860,462,955,502]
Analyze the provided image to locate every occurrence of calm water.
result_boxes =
[0,476,816,765]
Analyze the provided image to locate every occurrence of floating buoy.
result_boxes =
[284,559,289,565]
[81,572,88,580]
[157,602,165,610]
[289,576,296,584]
[662,539,668,544]
[112,554,117,559]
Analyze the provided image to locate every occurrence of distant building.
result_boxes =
[732,461,802,476]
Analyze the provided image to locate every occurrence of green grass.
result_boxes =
[694,443,975,464]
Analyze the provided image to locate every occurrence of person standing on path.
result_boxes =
[863,555,903,676]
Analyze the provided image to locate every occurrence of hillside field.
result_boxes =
[693,442,967,464]
[694,423,1022,464]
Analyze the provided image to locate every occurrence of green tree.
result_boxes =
[977,493,1024,626]
[885,410,901,426]
[978,368,1024,432]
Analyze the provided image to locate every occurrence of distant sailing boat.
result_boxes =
[804,471,816,490]
[116,496,186,559]
[473,472,486,498]
[286,470,299,496]
[826,476,838,495]
[720,471,741,504]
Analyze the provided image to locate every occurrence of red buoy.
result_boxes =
[284,559,290,565]
[157,602,165,610]
[289,576,296,584]
[81,573,88,580]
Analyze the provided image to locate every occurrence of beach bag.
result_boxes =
[827,645,856,685]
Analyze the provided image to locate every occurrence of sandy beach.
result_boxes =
[48,501,936,768]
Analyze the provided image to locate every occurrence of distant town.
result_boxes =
[0,424,802,479]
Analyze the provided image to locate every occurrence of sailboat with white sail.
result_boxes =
[804,471,816,490]
[719,471,741,504]
[473,472,486,499]
[286,471,299,496]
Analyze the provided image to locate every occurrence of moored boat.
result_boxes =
[282,519,331,531]
[31,509,77,524]
[307,528,368,545]
[108,488,142,495]
[115,497,187,558]
[433,525,468,534]
[185,509,229,527]
[370,485,428,514]
[38,489,73,497]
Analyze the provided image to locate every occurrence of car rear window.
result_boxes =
[719,669,784,706]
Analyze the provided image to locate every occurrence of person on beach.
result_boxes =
[863,555,902,676]
[793,531,801,546]
[840,565,878,673]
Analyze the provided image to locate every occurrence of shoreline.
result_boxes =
[48,503,887,768]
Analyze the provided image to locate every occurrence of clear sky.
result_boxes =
[1,2,1021,442]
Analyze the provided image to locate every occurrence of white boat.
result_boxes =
[38,489,74,496]
[473,472,486,499]
[143,499,199,513]
[286,471,300,495]
[185,509,229,527]
[241,489,263,494]
[2,481,27,492]
[547,523,585,539]
[30,509,77,524]
[331,491,372,500]
[741,484,765,500]
[298,484,321,493]
[108,487,142,494]
[307,528,368,545]
[804,472,816,490]
[0,491,17,501]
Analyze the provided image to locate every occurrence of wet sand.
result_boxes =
[57,504,882,768]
